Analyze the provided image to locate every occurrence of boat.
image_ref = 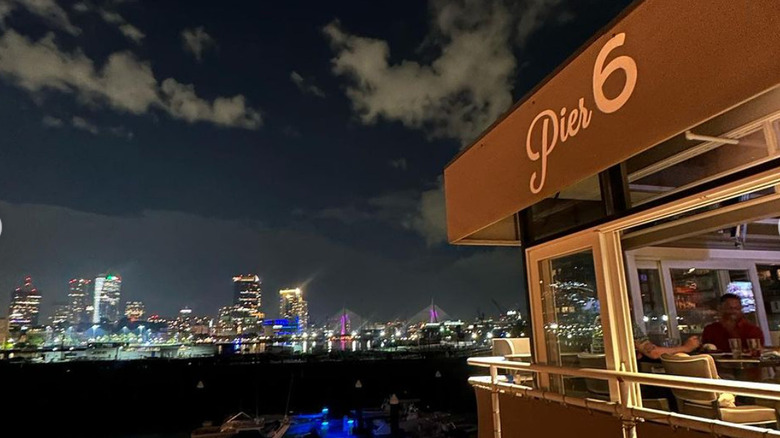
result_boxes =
[191,412,290,438]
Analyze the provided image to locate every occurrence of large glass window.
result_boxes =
[624,88,780,207]
[529,175,605,241]
[758,264,780,331]
[622,182,780,362]
[539,249,603,395]
[540,250,601,360]
[636,266,671,346]
[629,129,771,206]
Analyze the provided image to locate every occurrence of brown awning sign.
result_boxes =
[444,1,780,245]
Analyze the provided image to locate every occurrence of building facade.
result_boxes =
[67,278,92,325]
[190,316,213,336]
[8,276,42,332]
[233,274,262,312]
[93,273,122,324]
[232,275,263,333]
[279,288,308,330]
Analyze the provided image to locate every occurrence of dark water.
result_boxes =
[3,351,479,437]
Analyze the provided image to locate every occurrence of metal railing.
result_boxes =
[468,356,780,438]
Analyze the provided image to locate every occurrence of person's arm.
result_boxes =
[636,336,701,360]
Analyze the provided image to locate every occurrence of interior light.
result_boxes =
[684,130,739,145]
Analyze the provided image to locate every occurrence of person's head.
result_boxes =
[719,293,743,321]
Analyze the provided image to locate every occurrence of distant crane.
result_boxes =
[491,298,506,317]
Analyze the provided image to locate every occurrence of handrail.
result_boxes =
[469,375,623,415]
[468,356,780,401]
[468,375,780,438]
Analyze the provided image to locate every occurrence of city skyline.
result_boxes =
[6,270,474,324]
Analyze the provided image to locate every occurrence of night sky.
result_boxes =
[0,0,631,322]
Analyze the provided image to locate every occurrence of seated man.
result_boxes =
[591,318,700,411]
[702,293,763,352]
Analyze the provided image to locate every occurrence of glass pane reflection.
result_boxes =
[540,250,601,364]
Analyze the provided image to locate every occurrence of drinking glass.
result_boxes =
[728,338,743,358]
[747,338,762,357]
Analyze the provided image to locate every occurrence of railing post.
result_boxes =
[618,378,637,438]
[490,365,502,438]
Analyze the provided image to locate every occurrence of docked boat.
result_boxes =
[191,412,290,438]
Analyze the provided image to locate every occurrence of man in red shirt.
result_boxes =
[701,293,764,352]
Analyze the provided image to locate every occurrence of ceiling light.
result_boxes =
[685,130,739,145]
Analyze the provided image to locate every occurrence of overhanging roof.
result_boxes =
[444,1,780,245]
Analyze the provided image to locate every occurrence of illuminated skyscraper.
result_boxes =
[217,305,237,336]
[8,276,42,331]
[50,302,69,329]
[173,307,193,335]
[232,275,263,332]
[124,301,145,322]
[67,278,92,325]
[279,288,308,330]
[93,273,122,324]
[233,275,261,312]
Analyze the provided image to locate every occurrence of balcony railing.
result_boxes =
[469,356,780,438]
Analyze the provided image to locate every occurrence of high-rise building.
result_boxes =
[0,317,8,348]
[279,288,308,331]
[93,273,122,324]
[173,307,193,335]
[49,302,70,329]
[233,274,262,313]
[217,305,237,336]
[232,275,263,333]
[124,301,145,322]
[67,278,92,325]
[8,276,42,332]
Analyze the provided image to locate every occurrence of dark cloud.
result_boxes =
[324,0,518,145]
[290,71,326,98]
[98,9,144,44]
[2,0,81,35]
[310,182,446,247]
[389,158,408,171]
[41,115,63,127]
[0,29,261,128]
[181,26,215,62]
[71,116,99,134]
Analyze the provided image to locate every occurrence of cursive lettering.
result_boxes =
[526,98,592,194]
[523,32,635,195]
